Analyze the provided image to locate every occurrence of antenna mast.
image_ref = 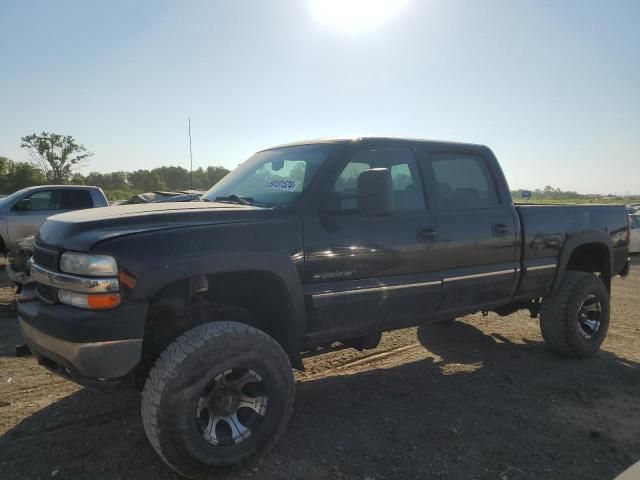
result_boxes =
[188,118,193,191]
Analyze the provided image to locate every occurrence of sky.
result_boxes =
[1,0,639,194]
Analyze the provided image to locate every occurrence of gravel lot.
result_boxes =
[1,257,639,480]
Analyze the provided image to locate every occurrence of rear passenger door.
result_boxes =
[418,149,519,313]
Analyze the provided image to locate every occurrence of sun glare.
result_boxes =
[308,0,410,35]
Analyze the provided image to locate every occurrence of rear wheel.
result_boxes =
[539,270,610,358]
[141,321,294,479]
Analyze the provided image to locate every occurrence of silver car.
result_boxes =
[0,185,108,253]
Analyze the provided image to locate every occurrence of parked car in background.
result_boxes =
[118,190,205,205]
[630,214,640,253]
[0,185,108,254]
[154,191,204,203]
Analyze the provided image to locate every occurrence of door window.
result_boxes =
[425,153,500,210]
[333,147,425,211]
[12,189,93,211]
[13,190,57,211]
[60,189,93,209]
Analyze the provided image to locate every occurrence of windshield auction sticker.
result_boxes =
[264,179,298,191]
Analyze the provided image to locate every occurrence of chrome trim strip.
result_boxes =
[443,268,515,283]
[32,263,119,294]
[313,280,441,299]
[527,264,557,272]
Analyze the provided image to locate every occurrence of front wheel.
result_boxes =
[539,270,610,358]
[141,321,294,479]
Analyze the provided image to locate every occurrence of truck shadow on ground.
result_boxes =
[1,321,638,480]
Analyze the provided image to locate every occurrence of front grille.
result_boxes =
[36,284,58,304]
[33,244,60,271]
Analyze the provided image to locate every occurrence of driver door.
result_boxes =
[302,143,445,342]
[6,190,57,245]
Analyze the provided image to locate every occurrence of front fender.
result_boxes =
[130,251,307,365]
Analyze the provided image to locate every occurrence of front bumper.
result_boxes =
[20,319,142,379]
[18,297,146,383]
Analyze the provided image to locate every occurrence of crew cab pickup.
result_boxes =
[0,185,108,253]
[17,138,630,478]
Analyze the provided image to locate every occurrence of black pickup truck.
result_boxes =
[18,138,631,478]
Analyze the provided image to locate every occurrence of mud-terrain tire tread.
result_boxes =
[540,270,609,358]
[141,321,294,479]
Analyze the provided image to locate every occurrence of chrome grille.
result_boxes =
[33,244,59,271]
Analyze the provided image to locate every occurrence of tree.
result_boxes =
[21,132,93,184]
[0,156,7,179]
[154,166,189,190]
[128,169,167,191]
[205,166,229,187]
[0,156,47,193]
[83,171,129,190]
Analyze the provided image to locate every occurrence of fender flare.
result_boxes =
[132,252,306,368]
[550,232,613,295]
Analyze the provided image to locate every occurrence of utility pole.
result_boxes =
[188,118,193,191]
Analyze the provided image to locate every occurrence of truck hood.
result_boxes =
[37,201,269,251]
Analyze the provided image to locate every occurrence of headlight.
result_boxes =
[60,252,118,276]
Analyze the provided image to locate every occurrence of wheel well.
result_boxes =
[0,235,5,255]
[139,270,294,370]
[565,242,611,290]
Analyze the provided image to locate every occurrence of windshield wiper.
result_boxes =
[214,194,253,206]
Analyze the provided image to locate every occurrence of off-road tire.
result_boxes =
[540,270,610,358]
[141,321,294,479]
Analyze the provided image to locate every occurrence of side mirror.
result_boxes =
[13,198,32,212]
[357,168,394,216]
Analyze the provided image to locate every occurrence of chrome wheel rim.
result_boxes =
[578,294,601,339]
[195,368,268,446]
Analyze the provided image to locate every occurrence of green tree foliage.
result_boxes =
[21,132,93,184]
[1,159,230,198]
[128,170,168,192]
[83,171,129,190]
[0,156,47,193]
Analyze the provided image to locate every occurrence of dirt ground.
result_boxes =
[1,257,639,480]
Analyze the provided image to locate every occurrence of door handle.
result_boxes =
[417,227,438,242]
[492,223,509,236]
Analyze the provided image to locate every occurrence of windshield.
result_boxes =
[202,144,334,207]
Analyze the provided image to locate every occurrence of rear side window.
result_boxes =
[60,189,93,209]
[333,147,425,211]
[425,153,500,210]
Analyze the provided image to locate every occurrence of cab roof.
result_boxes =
[262,136,487,151]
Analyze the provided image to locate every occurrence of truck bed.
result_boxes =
[515,204,629,299]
